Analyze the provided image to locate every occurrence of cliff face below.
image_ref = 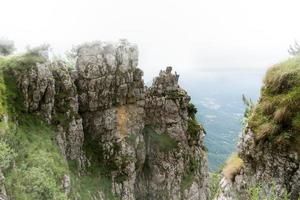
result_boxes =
[0,40,209,200]
[215,57,300,200]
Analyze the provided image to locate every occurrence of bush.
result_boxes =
[187,103,197,118]
[209,173,221,200]
[247,181,289,200]
[13,167,67,200]
[0,38,15,56]
[0,140,15,170]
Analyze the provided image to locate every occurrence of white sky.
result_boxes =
[1,0,300,81]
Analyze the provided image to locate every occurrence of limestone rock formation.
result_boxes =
[135,67,209,200]
[75,40,145,200]
[6,39,209,199]
[16,60,86,169]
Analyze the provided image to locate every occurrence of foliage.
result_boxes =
[0,54,68,200]
[144,125,178,152]
[242,94,255,126]
[247,181,289,200]
[166,90,186,99]
[187,103,197,118]
[4,115,69,200]
[209,173,221,200]
[181,157,201,191]
[222,154,244,181]
[69,162,116,200]
[0,38,15,56]
[0,140,15,170]
[247,55,300,150]
[25,44,50,58]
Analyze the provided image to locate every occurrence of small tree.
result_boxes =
[0,38,15,56]
[26,44,50,59]
[288,41,300,56]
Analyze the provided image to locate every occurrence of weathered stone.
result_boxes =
[15,40,209,200]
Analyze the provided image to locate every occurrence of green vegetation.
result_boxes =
[143,125,178,152]
[247,55,300,151]
[181,158,200,191]
[166,90,186,99]
[0,38,15,56]
[187,103,205,142]
[248,182,289,200]
[208,173,221,200]
[0,54,68,199]
[0,140,15,170]
[69,162,116,200]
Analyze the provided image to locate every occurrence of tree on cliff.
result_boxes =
[0,38,15,56]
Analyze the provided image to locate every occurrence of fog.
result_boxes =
[1,0,300,81]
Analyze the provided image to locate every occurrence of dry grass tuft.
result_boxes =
[222,154,244,181]
[255,122,279,140]
[273,106,291,124]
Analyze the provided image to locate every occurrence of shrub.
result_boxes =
[0,140,15,170]
[247,181,290,200]
[14,167,67,200]
[209,173,221,200]
[222,154,244,181]
[187,103,197,118]
[0,38,15,56]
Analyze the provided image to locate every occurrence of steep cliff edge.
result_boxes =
[215,56,300,200]
[0,40,209,200]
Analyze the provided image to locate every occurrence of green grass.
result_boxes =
[143,125,178,152]
[69,161,116,200]
[247,181,289,200]
[0,54,68,200]
[248,55,300,151]
[208,173,221,200]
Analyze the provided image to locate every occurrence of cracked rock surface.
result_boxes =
[14,40,209,200]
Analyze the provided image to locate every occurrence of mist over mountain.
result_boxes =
[181,70,264,171]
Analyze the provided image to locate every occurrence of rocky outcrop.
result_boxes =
[11,40,209,199]
[215,128,300,200]
[135,67,209,200]
[16,60,86,169]
[75,40,145,200]
[215,60,300,200]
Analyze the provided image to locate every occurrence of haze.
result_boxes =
[1,0,300,81]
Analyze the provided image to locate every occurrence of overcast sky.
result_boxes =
[1,0,300,81]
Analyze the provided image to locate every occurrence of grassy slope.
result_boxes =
[0,55,69,200]
[248,55,300,153]
[0,55,117,200]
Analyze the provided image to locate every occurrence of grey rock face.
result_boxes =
[215,127,300,200]
[16,61,86,169]
[76,41,146,200]
[135,67,209,200]
[15,40,209,200]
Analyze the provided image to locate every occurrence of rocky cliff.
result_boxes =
[0,40,209,200]
[215,57,300,200]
